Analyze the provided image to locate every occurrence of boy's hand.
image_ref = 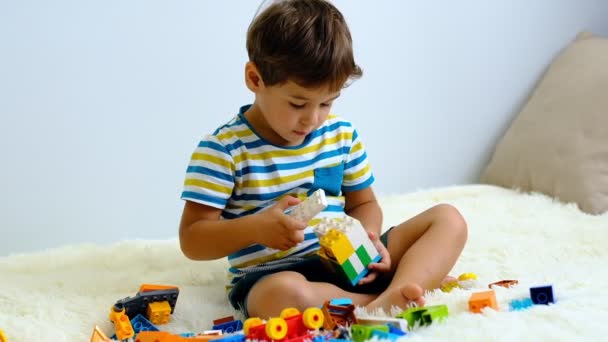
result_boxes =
[357,231,391,285]
[256,196,308,251]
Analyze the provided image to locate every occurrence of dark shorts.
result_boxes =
[227,227,394,317]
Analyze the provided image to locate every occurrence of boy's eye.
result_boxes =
[321,102,332,107]
[290,102,305,109]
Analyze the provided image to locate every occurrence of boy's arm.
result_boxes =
[179,196,308,260]
[179,201,259,260]
[343,187,383,235]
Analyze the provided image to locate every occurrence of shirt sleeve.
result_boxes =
[342,128,375,192]
[181,134,235,209]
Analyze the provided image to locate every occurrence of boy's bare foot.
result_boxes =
[364,282,425,314]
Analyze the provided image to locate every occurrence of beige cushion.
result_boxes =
[481,32,608,214]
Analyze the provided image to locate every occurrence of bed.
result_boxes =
[1,184,607,341]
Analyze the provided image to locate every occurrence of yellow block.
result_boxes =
[319,229,355,264]
[147,300,172,325]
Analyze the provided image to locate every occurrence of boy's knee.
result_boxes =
[258,271,315,305]
[434,204,468,240]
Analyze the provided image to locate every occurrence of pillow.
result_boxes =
[481,32,608,215]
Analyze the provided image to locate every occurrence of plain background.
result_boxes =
[1,0,608,256]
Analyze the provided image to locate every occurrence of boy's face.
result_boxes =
[245,66,340,146]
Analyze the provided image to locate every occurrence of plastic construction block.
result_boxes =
[139,284,178,293]
[286,189,328,224]
[388,325,407,337]
[509,298,534,311]
[115,287,179,319]
[131,314,159,334]
[212,320,243,334]
[213,316,235,326]
[244,307,324,342]
[468,290,499,314]
[458,273,478,281]
[320,229,355,264]
[147,300,172,325]
[370,329,402,342]
[329,298,353,306]
[109,304,134,341]
[351,324,389,342]
[321,300,358,330]
[396,305,448,329]
[530,285,554,305]
[489,280,519,289]
[90,326,111,342]
[356,316,408,332]
[316,217,382,286]
[212,334,246,342]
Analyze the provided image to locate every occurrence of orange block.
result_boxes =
[147,301,172,325]
[488,280,518,289]
[90,325,111,342]
[468,290,498,313]
[109,305,134,340]
[213,315,235,326]
[135,331,222,342]
[139,284,179,293]
[134,331,181,342]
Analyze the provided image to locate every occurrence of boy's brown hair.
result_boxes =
[247,0,362,92]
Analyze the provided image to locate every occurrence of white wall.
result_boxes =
[1,1,607,256]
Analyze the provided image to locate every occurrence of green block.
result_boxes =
[396,307,427,329]
[422,305,449,324]
[351,324,389,342]
[396,305,448,329]
[356,245,372,266]
[341,259,358,281]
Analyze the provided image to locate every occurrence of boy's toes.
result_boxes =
[401,283,425,306]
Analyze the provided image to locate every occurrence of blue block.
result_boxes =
[111,313,159,339]
[509,298,534,311]
[530,285,554,305]
[131,314,159,333]
[370,330,401,342]
[180,332,196,337]
[212,320,243,334]
[212,334,246,342]
[388,325,407,336]
[329,298,353,306]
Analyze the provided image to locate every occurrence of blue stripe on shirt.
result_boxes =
[186,166,234,182]
[231,185,312,202]
[197,140,231,156]
[236,148,349,176]
[181,191,227,206]
[345,152,368,170]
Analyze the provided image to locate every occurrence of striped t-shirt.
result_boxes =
[181,105,374,289]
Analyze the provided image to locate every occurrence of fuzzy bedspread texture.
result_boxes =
[1,185,607,341]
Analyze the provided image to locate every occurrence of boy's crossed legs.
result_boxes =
[244,204,467,318]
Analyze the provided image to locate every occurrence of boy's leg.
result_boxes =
[365,204,467,313]
[246,271,377,318]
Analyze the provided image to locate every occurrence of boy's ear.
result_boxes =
[245,62,264,92]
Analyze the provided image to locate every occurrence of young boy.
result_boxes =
[179,0,467,318]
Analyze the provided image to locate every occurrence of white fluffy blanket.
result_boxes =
[1,185,607,342]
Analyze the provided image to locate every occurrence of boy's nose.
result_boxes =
[300,109,318,126]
